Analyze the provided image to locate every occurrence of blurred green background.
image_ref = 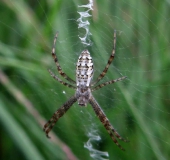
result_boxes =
[0,0,170,160]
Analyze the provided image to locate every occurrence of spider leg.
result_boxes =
[48,69,76,89]
[92,76,127,92]
[52,32,76,84]
[44,96,77,138]
[89,95,128,151]
[91,30,117,86]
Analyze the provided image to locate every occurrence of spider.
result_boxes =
[44,30,128,151]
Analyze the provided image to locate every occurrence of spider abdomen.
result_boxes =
[76,50,93,87]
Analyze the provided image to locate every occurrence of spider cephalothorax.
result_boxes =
[43,30,128,150]
[76,86,91,106]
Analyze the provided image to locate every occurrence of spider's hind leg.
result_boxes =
[91,30,117,86]
[51,32,76,84]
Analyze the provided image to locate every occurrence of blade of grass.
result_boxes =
[117,80,166,160]
[0,69,78,160]
[0,100,45,160]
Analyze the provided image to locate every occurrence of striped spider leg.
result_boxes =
[43,96,77,138]
[91,30,127,91]
[91,30,118,86]
[51,32,76,85]
[44,30,128,151]
[89,96,128,151]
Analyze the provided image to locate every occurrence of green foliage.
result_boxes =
[0,0,169,160]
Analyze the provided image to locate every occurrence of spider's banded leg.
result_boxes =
[92,76,127,92]
[89,96,128,151]
[48,69,76,89]
[89,96,128,142]
[91,30,117,86]
[44,96,77,138]
[52,32,76,84]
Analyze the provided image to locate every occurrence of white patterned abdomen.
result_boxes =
[76,50,93,87]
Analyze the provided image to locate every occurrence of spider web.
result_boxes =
[0,0,170,160]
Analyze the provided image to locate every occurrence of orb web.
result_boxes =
[0,0,170,160]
